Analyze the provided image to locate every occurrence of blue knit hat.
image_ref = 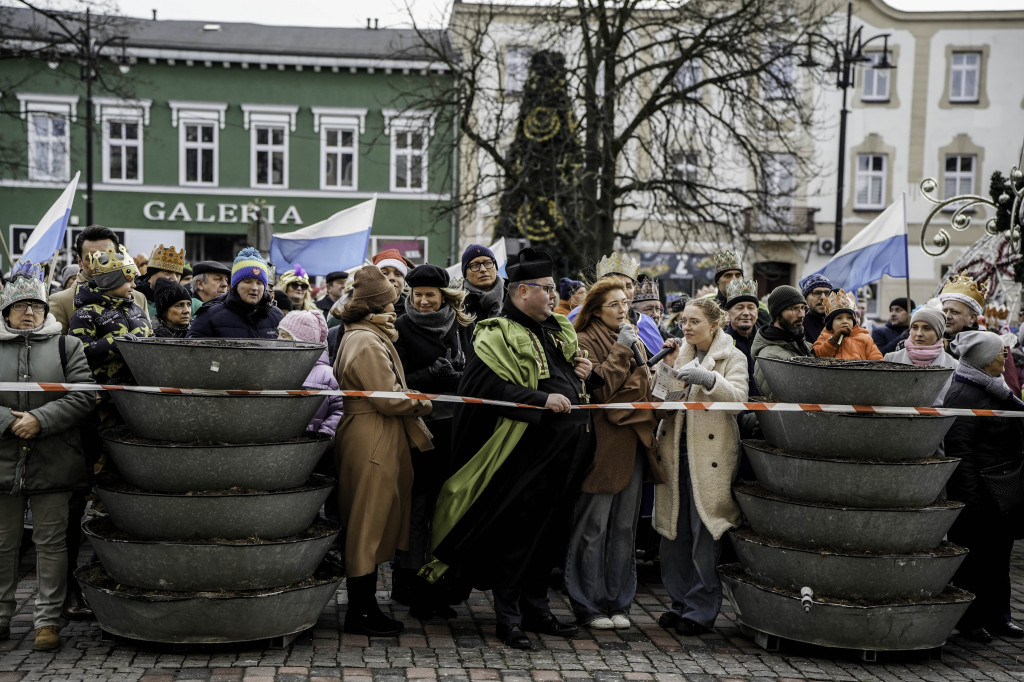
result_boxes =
[799,273,834,298]
[231,247,269,289]
[559,277,584,300]
[461,243,496,275]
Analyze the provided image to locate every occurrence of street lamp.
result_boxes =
[799,2,893,252]
[46,8,130,227]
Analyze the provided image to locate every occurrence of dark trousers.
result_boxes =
[947,508,1014,629]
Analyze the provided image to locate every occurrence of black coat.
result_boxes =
[804,310,827,345]
[187,289,284,339]
[394,314,464,395]
[871,321,908,355]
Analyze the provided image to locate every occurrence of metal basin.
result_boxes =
[95,474,334,541]
[111,392,326,443]
[84,517,339,591]
[101,426,330,493]
[734,484,963,553]
[728,528,968,601]
[757,357,952,407]
[77,562,342,644]
[720,564,972,652]
[116,337,325,390]
[742,440,960,508]
[755,410,954,460]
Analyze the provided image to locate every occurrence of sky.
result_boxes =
[6,0,1024,29]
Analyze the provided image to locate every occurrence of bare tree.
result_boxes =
[399,0,836,274]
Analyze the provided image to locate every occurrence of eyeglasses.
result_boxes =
[601,300,631,311]
[521,282,556,294]
[467,260,496,272]
[288,282,309,290]
[785,304,809,314]
[808,289,831,297]
[10,303,46,313]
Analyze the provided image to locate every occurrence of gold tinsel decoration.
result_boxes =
[523,107,561,142]
[516,197,564,243]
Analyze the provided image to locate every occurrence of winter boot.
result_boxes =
[390,565,416,606]
[344,571,404,637]
[409,574,457,620]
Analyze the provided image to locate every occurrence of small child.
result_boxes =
[813,289,883,361]
[69,245,154,384]
[277,310,343,439]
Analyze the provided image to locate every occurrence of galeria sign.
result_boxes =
[143,201,303,225]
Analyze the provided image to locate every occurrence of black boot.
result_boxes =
[344,571,404,637]
[409,575,457,620]
[390,565,416,606]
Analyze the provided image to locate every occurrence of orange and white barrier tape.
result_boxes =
[0,381,1020,418]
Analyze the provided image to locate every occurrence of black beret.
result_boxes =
[325,271,349,283]
[406,264,450,289]
[506,247,553,282]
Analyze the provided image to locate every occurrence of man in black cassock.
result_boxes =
[425,247,602,650]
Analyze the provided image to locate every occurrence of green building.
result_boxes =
[0,7,453,272]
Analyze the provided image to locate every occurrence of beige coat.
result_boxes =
[50,276,149,335]
[334,320,432,577]
[653,328,748,541]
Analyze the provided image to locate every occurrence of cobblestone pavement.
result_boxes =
[0,542,1021,682]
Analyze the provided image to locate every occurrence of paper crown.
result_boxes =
[0,261,47,312]
[633,276,660,302]
[823,288,858,318]
[725,277,758,307]
[87,245,140,284]
[596,251,639,281]
[940,271,987,315]
[148,244,186,274]
[713,250,742,278]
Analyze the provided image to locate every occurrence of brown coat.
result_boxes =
[50,276,149,335]
[334,319,432,578]
[576,322,665,494]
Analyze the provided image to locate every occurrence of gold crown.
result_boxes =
[633,277,660,302]
[940,271,987,310]
[725,276,758,303]
[823,288,858,317]
[596,251,639,281]
[713,250,742,276]
[148,244,186,274]
[87,245,139,278]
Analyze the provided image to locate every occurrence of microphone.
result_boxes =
[646,346,673,367]
[631,341,645,368]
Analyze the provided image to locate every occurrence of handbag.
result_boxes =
[980,457,1024,515]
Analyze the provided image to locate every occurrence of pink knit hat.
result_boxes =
[278,310,328,345]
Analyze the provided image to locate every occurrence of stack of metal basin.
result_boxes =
[721,357,973,656]
[77,338,342,644]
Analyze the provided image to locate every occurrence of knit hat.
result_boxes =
[372,248,412,276]
[461,243,496,275]
[406,264,450,289]
[767,285,805,321]
[799,273,833,297]
[349,265,398,309]
[823,289,858,330]
[61,264,80,285]
[148,244,186,275]
[939,272,987,317]
[1,261,48,315]
[713,250,742,282]
[725,277,759,310]
[911,305,946,337]
[889,297,916,313]
[231,247,269,289]
[506,247,553,281]
[155,282,192,318]
[87,245,140,292]
[559,277,584,300]
[278,310,329,345]
[951,330,1004,369]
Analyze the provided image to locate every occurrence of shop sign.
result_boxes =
[142,201,303,225]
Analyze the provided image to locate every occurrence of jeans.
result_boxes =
[0,491,72,628]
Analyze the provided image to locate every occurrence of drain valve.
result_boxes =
[800,586,814,612]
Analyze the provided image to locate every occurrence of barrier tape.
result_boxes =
[0,381,1019,418]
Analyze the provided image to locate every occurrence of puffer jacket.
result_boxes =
[0,315,95,494]
[813,325,883,361]
[69,281,153,383]
[305,351,343,438]
[187,288,284,339]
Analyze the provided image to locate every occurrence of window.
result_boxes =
[762,153,795,226]
[944,154,976,200]
[670,151,700,204]
[854,154,886,209]
[504,47,533,95]
[169,101,227,187]
[861,53,891,102]
[104,119,141,183]
[674,57,703,96]
[764,45,794,100]
[312,108,367,191]
[16,93,78,182]
[384,110,434,193]
[241,105,297,189]
[949,52,981,103]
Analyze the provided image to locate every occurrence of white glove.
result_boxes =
[675,364,716,389]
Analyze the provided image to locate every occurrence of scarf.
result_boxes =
[577,320,656,442]
[367,312,399,341]
[464,276,504,319]
[760,323,812,352]
[904,337,944,366]
[402,300,456,338]
[955,361,1024,408]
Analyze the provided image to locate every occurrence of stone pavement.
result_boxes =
[0,542,1021,682]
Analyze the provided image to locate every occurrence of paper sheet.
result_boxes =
[652,359,697,400]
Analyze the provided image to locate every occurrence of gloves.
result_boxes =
[451,349,466,371]
[616,323,638,348]
[674,364,716,389]
[429,349,460,384]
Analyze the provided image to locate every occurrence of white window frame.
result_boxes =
[179,119,218,187]
[241,104,298,189]
[943,154,976,201]
[861,52,891,102]
[312,107,367,191]
[102,116,143,184]
[670,150,700,204]
[16,93,78,182]
[763,153,796,225]
[949,52,981,103]
[94,98,151,185]
[169,101,227,187]
[503,46,533,95]
[383,110,434,194]
[854,154,887,210]
[27,112,70,182]
[674,57,703,97]
[764,45,794,100]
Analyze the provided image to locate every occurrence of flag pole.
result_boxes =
[902,193,912,317]
[0,229,12,271]
[44,249,61,291]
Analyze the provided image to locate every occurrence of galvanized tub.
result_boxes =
[110,392,326,443]
[77,562,343,644]
[728,528,968,601]
[741,440,960,508]
[101,426,330,493]
[755,410,955,460]
[757,357,953,407]
[84,517,339,591]
[116,337,325,390]
[95,474,334,541]
[734,484,963,553]
[720,564,972,652]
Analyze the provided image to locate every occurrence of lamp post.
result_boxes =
[799,2,893,252]
[47,8,130,227]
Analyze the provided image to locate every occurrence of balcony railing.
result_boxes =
[742,205,819,234]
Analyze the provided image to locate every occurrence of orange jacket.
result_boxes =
[813,325,883,361]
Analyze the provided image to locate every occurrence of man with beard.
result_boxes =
[751,285,813,398]
[798,273,833,344]
[872,297,915,354]
[423,247,601,650]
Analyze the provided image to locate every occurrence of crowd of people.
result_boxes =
[0,225,1021,652]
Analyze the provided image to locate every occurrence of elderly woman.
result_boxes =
[943,331,1024,643]
[392,264,473,618]
[151,283,192,338]
[0,262,94,652]
[654,297,747,636]
[335,265,433,636]
[883,306,958,404]
[567,280,665,630]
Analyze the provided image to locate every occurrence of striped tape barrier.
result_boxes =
[0,381,1020,418]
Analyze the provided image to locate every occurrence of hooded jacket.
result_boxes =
[187,288,284,339]
[69,281,154,383]
[813,325,884,361]
[750,326,814,398]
